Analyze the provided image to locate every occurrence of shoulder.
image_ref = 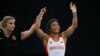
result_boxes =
[59,33,67,43]
[59,33,65,38]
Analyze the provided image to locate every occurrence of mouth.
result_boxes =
[10,27,15,30]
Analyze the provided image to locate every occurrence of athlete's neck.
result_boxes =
[50,33,59,42]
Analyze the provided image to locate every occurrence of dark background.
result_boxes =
[0,0,97,56]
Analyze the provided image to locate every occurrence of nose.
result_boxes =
[56,25,59,28]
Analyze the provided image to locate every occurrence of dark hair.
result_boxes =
[46,18,59,34]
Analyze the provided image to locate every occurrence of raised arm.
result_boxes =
[36,7,48,42]
[20,7,47,40]
[62,2,78,40]
[20,19,36,40]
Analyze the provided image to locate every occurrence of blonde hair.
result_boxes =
[0,16,15,30]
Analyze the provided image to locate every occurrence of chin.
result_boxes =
[54,31,59,34]
[10,29,14,31]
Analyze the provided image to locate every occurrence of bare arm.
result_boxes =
[36,7,48,41]
[62,2,78,40]
[20,7,47,40]
[21,23,36,40]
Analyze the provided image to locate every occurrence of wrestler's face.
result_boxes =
[5,19,15,31]
[50,21,60,34]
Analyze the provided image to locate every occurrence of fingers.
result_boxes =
[41,7,47,12]
[70,2,77,12]
[70,2,76,7]
[40,7,47,15]
[73,4,76,8]
[70,2,76,8]
[42,7,47,13]
[70,2,73,7]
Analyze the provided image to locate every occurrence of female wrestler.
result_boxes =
[36,2,78,56]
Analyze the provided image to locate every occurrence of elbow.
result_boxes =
[72,23,78,29]
[75,24,78,28]
[74,24,78,29]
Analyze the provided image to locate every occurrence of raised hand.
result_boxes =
[39,7,47,16]
[70,2,77,13]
